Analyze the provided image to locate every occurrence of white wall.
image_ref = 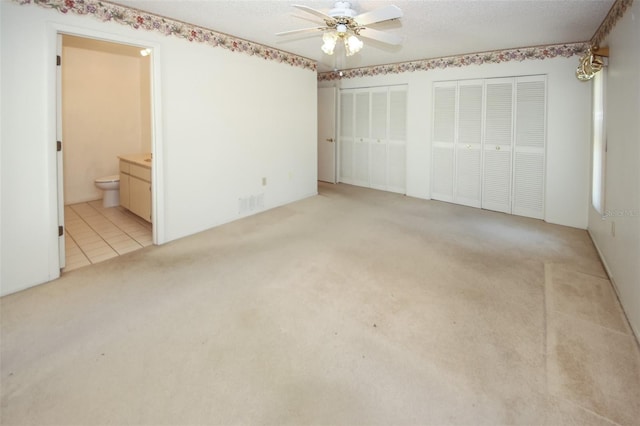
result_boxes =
[0,2,317,295]
[320,57,591,229]
[588,1,640,338]
[62,37,148,204]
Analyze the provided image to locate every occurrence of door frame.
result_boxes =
[47,23,165,277]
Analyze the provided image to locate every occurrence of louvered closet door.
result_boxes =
[370,89,388,190]
[339,91,355,184]
[354,91,370,187]
[388,88,407,194]
[513,76,546,219]
[455,81,483,208]
[482,78,514,214]
[432,82,457,202]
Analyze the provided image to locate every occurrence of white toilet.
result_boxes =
[95,175,120,208]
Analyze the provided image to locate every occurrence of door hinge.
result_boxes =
[56,55,61,66]
[58,225,64,237]
[57,141,62,152]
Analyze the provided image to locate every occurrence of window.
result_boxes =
[592,68,606,215]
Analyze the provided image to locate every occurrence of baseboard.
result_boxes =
[587,229,640,346]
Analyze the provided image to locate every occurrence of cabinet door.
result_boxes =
[513,76,546,219]
[120,178,130,209]
[482,78,514,214]
[455,81,483,208]
[119,161,130,208]
[431,82,457,202]
[130,177,151,222]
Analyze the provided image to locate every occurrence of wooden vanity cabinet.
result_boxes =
[119,159,151,222]
[119,161,131,209]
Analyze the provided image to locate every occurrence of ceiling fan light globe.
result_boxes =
[323,31,338,43]
[345,35,363,56]
[322,43,335,55]
[321,32,338,55]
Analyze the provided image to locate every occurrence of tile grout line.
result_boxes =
[69,203,122,260]
[87,202,149,247]
[70,204,115,250]
[63,201,152,271]
[63,228,91,269]
[85,202,144,252]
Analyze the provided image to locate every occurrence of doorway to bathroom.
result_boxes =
[57,33,157,272]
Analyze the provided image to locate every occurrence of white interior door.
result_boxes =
[455,81,483,208]
[56,34,65,269]
[369,89,388,190]
[513,76,546,219]
[431,83,457,202]
[482,78,514,214]
[354,91,371,187]
[339,91,354,184]
[387,88,407,194]
[318,87,336,183]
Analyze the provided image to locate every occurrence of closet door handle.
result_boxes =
[496,145,501,151]
[326,138,334,142]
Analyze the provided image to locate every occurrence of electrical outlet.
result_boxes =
[262,177,267,186]
[611,221,616,237]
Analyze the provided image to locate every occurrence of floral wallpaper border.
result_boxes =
[15,0,632,80]
[317,43,589,81]
[15,0,317,72]
[318,0,634,81]
[591,0,633,47]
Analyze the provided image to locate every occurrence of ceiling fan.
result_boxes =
[276,1,403,56]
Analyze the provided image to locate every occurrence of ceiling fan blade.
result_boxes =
[276,26,327,37]
[354,5,403,26]
[292,4,334,23]
[357,27,403,46]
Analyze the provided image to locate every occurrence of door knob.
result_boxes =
[496,145,501,151]
[326,138,334,142]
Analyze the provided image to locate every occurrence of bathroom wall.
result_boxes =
[62,35,151,204]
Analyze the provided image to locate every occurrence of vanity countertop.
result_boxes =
[118,153,152,169]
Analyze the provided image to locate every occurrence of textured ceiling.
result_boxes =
[112,0,615,72]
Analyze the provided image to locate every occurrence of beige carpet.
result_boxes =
[1,183,639,425]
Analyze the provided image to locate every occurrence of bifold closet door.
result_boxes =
[482,78,514,214]
[339,92,354,183]
[353,91,370,187]
[455,81,483,208]
[431,82,457,202]
[370,89,388,190]
[513,76,546,219]
[387,89,407,194]
[339,86,407,194]
[431,76,546,219]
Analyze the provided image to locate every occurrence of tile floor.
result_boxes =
[63,200,152,272]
